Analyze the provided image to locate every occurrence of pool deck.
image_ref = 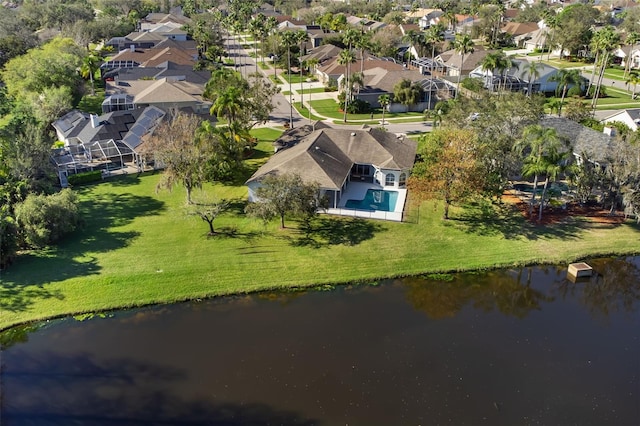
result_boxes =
[325,181,407,222]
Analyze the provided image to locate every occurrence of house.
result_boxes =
[53,107,165,148]
[246,127,417,221]
[437,46,492,77]
[613,45,640,70]
[104,77,211,115]
[102,61,211,86]
[601,109,640,132]
[469,60,572,94]
[50,107,166,182]
[541,116,614,166]
[101,39,199,71]
[519,27,548,52]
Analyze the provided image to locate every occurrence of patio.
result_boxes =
[325,181,407,222]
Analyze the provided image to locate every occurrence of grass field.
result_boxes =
[3,133,640,331]
[310,99,426,122]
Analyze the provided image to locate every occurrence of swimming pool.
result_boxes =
[345,189,398,212]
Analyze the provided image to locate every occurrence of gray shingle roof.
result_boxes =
[540,116,614,163]
[247,128,417,190]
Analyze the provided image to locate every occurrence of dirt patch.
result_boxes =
[502,192,625,226]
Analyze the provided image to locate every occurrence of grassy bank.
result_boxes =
[2,164,640,330]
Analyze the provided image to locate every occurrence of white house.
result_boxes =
[601,109,640,132]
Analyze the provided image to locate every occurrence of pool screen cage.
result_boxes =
[51,139,142,182]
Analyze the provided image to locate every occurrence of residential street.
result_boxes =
[225,33,434,135]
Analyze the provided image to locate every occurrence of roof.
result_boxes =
[501,22,539,36]
[540,116,614,163]
[602,108,640,123]
[247,128,417,190]
[105,62,210,84]
[53,107,165,149]
[300,44,343,64]
[362,66,424,93]
[107,77,208,106]
[105,39,198,67]
[440,47,491,73]
[143,12,191,26]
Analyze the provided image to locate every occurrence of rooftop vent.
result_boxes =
[351,132,356,136]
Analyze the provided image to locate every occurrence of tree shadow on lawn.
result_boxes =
[290,216,386,248]
[450,201,583,241]
[0,192,165,313]
[2,350,319,425]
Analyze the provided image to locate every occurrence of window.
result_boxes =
[385,173,395,186]
[399,173,407,187]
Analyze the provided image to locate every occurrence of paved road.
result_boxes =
[225,33,434,135]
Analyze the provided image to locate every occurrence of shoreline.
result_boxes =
[2,249,638,333]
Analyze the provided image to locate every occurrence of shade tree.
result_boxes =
[245,173,322,228]
[409,128,485,220]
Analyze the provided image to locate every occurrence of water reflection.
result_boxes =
[2,259,640,425]
[554,257,640,319]
[402,269,553,320]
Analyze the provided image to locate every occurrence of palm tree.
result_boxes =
[338,49,356,122]
[305,57,319,122]
[210,86,245,136]
[444,10,457,32]
[453,34,475,99]
[480,51,501,91]
[626,70,640,99]
[514,125,562,216]
[545,97,564,117]
[295,30,309,106]
[536,147,570,221]
[281,30,298,128]
[402,29,425,67]
[521,61,542,96]
[623,31,640,79]
[80,52,101,96]
[589,27,620,110]
[549,69,582,116]
[496,53,513,92]
[424,23,445,110]
[355,31,373,76]
[378,94,390,124]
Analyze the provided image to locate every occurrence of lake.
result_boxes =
[1,258,639,425]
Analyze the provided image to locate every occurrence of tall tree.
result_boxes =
[393,78,423,112]
[409,128,484,220]
[378,94,390,124]
[424,23,445,109]
[140,111,209,205]
[623,31,640,79]
[80,51,102,96]
[280,30,297,128]
[549,69,582,116]
[246,173,321,228]
[514,125,564,216]
[520,61,541,96]
[338,48,356,122]
[626,70,640,100]
[453,33,474,99]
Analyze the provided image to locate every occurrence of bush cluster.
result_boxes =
[68,170,102,186]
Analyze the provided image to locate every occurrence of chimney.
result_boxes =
[90,114,100,128]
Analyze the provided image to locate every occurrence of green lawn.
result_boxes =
[306,87,334,94]
[3,152,640,331]
[77,87,106,115]
[310,99,424,121]
[293,102,325,121]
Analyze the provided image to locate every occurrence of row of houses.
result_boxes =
[52,11,212,185]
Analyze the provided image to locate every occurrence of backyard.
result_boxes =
[2,130,640,330]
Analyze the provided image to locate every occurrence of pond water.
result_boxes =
[1,258,640,425]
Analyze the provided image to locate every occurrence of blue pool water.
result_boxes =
[345,189,398,212]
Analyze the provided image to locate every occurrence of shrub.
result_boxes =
[67,170,102,186]
[567,85,583,97]
[461,77,483,92]
[15,189,81,248]
[346,98,371,114]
